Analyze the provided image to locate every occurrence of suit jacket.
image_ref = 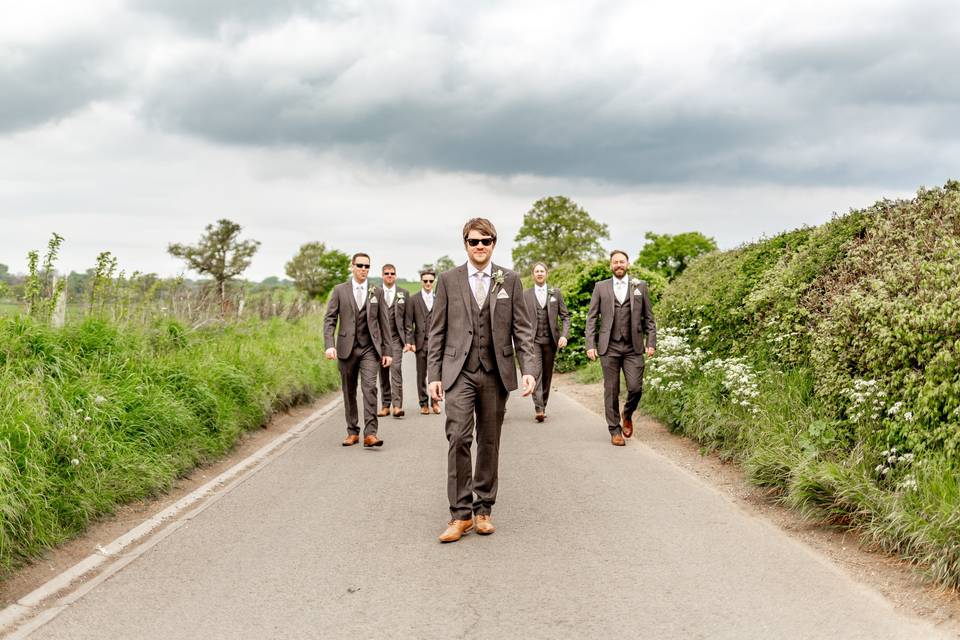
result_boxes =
[585,277,657,356]
[323,280,391,359]
[427,262,540,391]
[405,290,433,350]
[523,285,571,347]
[381,286,408,346]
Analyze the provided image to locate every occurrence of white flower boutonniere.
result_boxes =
[368,286,378,301]
[397,292,406,304]
[493,269,505,286]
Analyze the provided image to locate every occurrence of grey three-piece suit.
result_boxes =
[585,276,657,434]
[522,286,571,414]
[378,286,408,410]
[405,290,434,408]
[323,280,392,437]
[427,263,539,520]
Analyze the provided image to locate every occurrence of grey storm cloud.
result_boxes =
[132,0,330,33]
[0,38,120,134]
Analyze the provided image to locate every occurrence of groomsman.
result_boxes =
[428,218,539,542]
[523,263,571,422]
[404,268,440,415]
[324,252,394,448]
[377,264,407,417]
[585,250,657,447]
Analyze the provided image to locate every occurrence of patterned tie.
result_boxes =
[355,286,364,310]
[475,274,487,308]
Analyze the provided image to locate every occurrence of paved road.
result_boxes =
[26,356,950,639]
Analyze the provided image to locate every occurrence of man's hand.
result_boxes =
[325,348,337,360]
[429,381,444,402]
[382,355,393,368]
[645,346,656,357]
[404,343,416,352]
[557,336,568,349]
[520,374,536,397]
[586,348,597,361]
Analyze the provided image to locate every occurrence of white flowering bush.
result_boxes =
[702,357,761,413]
[646,327,705,394]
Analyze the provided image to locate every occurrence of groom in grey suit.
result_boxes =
[324,253,394,448]
[585,250,657,447]
[523,262,571,422]
[428,218,539,542]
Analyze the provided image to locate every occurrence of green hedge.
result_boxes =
[0,315,338,574]
[644,181,960,587]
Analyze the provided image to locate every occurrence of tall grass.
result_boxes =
[0,314,338,574]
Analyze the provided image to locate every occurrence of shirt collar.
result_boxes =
[613,274,629,287]
[422,289,433,297]
[535,283,548,293]
[467,262,492,279]
[352,278,367,290]
[383,284,395,293]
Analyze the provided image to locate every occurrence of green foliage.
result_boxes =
[635,231,717,280]
[511,196,609,273]
[24,233,67,322]
[422,255,456,275]
[0,314,339,574]
[638,181,960,588]
[285,242,351,300]
[168,219,260,304]
[549,259,666,372]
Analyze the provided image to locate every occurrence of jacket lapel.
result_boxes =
[488,263,500,317]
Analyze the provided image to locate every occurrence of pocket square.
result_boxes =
[633,289,641,296]
[371,298,379,304]
[496,289,510,299]
[549,296,557,303]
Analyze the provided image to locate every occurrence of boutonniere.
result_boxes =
[493,269,505,286]
[368,286,378,301]
[397,294,405,304]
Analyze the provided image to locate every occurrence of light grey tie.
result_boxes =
[537,288,546,308]
[355,287,364,309]
[615,281,625,304]
[386,289,394,307]
[475,274,487,308]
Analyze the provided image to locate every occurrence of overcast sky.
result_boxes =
[3,0,958,280]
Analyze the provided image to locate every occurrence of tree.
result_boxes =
[0,263,8,282]
[285,242,350,299]
[512,196,609,273]
[421,254,456,274]
[168,219,260,306]
[636,231,717,280]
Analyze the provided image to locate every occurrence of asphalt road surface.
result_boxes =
[25,355,950,639]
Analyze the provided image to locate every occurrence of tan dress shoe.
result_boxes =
[363,435,384,447]
[342,434,360,446]
[622,417,634,438]
[611,433,626,446]
[377,407,390,417]
[535,413,545,423]
[438,519,473,543]
[475,514,496,535]
[431,402,441,414]
[420,406,430,415]
[392,407,404,417]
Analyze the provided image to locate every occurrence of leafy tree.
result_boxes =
[285,242,350,299]
[636,231,717,280]
[421,254,456,274]
[0,263,8,282]
[168,219,260,307]
[511,196,609,273]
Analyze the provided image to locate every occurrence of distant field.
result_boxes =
[0,302,18,316]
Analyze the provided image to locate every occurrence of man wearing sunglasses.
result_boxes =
[404,268,440,415]
[427,218,539,542]
[324,252,394,448]
[377,264,407,418]
[523,262,571,423]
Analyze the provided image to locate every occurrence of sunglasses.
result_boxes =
[383,272,396,276]
[421,278,435,283]
[354,263,370,269]
[466,237,495,247]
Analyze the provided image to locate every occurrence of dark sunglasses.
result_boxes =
[383,271,396,276]
[466,237,495,247]
[354,263,370,269]
[421,278,435,283]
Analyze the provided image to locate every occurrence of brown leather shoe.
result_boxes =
[475,514,496,535]
[431,401,441,414]
[377,407,390,417]
[420,406,430,415]
[363,435,384,447]
[342,434,360,446]
[392,407,404,417]
[438,518,473,542]
[611,433,626,446]
[622,416,634,438]
[535,412,545,423]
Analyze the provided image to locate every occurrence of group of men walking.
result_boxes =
[323,217,656,541]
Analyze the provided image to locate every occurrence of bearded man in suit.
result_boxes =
[585,250,657,447]
[404,268,440,415]
[377,263,408,418]
[427,218,539,542]
[523,262,571,422]
[324,253,394,448]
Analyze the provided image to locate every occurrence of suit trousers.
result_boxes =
[339,345,381,437]
[378,340,404,408]
[599,338,645,434]
[444,367,508,520]
[415,347,429,407]
[533,342,556,413]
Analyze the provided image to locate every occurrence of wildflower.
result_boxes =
[71,458,80,466]
[84,415,92,422]
[94,395,106,404]
[71,434,78,442]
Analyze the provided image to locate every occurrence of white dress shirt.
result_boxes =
[353,278,368,310]
[383,284,396,307]
[467,262,492,304]
[613,275,629,304]
[421,290,434,311]
[535,283,548,308]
